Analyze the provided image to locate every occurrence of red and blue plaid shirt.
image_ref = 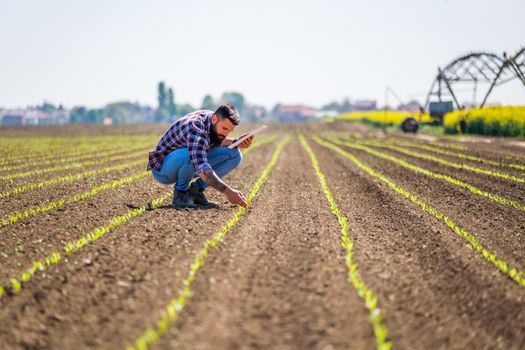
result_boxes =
[147,110,214,175]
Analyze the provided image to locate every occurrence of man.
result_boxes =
[147,103,253,209]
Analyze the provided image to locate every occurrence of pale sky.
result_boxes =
[1,0,524,110]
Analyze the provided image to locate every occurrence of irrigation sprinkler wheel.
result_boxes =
[401,117,419,133]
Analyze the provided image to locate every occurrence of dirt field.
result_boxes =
[0,123,524,350]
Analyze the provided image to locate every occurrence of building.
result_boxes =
[0,109,25,125]
[249,105,267,120]
[0,108,70,126]
[276,105,319,122]
[352,100,377,111]
[315,110,339,118]
[397,100,422,113]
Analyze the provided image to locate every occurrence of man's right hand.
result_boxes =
[200,168,248,208]
[225,188,248,208]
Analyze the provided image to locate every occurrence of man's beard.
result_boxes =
[210,124,225,147]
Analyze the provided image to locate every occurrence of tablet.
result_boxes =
[228,125,267,149]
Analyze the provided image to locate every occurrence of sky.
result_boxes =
[1,0,524,110]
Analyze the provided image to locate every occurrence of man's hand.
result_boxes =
[237,134,254,149]
[225,188,248,208]
[201,168,248,208]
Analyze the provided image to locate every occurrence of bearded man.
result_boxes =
[147,103,253,209]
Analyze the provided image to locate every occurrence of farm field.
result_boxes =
[0,123,524,350]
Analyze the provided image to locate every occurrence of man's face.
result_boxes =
[211,114,235,146]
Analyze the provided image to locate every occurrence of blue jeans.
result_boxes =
[151,147,243,191]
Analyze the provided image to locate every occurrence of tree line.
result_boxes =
[68,81,265,124]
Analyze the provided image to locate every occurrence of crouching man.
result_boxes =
[147,103,253,209]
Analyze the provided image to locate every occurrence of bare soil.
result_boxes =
[0,123,524,350]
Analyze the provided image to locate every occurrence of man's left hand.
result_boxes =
[237,134,254,149]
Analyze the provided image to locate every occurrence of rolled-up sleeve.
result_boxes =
[187,124,212,175]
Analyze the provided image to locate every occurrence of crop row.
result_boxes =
[367,138,525,171]
[127,136,290,350]
[0,191,172,299]
[0,146,150,181]
[0,133,273,169]
[0,158,145,200]
[1,133,273,175]
[0,142,136,167]
[299,135,392,350]
[0,134,155,151]
[0,135,155,158]
[317,136,525,288]
[0,139,154,173]
[0,135,156,165]
[0,137,277,300]
[348,133,525,163]
[353,138,525,184]
[328,137,525,213]
[0,171,150,228]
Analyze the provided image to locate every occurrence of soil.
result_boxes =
[0,123,524,350]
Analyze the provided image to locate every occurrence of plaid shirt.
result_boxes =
[147,110,214,175]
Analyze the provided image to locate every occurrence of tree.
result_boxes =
[271,103,282,120]
[167,88,177,116]
[321,101,340,111]
[341,98,352,112]
[86,109,103,124]
[69,107,87,124]
[221,92,245,115]
[155,81,169,122]
[320,98,352,113]
[69,106,103,124]
[177,103,196,117]
[39,102,56,113]
[157,82,167,110]
[201,94,215,110]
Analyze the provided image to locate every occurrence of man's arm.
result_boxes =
[200,168,228,193]
[186,126,247,207]
[200,168,248,207]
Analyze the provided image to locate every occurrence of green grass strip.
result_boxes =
[329,138,525,213]
[0,171,150,228]
[300,135,392,350]
[126,135,290,350]
[314,136,525,288]
[0,191,172,299]
[355,139,525,184]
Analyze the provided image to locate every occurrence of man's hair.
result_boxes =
[215,103,240,125]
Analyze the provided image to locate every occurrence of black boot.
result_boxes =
[189,186,219,208]
[172,189,197,209]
